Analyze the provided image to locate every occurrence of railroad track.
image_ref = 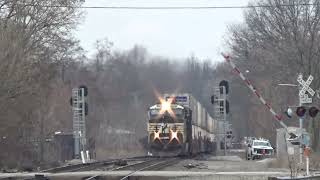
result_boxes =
[118,157,179,180]
[41,160,117,173]
[38,156,180,180]
[84,157,180,180]
[41,156,153,173]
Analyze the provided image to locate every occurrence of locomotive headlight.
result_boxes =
[153,131,160,141]
[161,101,171,112]
[157,96,176,118]
[169,129,180,143]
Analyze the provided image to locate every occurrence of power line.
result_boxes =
[8,3,318,10]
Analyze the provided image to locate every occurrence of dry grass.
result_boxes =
[309,152,320,170]
[268,152,320,174]
[95,145,146,160]
[268,157,289,168]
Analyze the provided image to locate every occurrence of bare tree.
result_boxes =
[0,0,84,167]
[226,0,320,150]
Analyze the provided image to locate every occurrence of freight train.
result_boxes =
[147,93,216,156]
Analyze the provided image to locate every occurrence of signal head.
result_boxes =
[211,95,215,104]
[309,106,319,118]
[79,85,88,96]
[219,80,229,94]
[296,106,306,117]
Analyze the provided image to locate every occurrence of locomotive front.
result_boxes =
[147,100,186,151]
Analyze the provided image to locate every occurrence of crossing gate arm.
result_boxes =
[221,53,296,138]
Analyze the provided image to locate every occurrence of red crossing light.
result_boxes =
[309,107,319,118]
[296,106,306,117]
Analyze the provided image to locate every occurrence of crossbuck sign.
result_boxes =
[297,74,315,104]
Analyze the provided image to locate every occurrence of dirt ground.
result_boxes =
[161,150,320,174]
[162,154,290,173]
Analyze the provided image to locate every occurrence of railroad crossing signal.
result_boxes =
[309,107,319,118]
[296,106,307,117]
[294,106,319,118]
[297,74,315,104]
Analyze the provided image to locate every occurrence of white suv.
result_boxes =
[246,139,273,160]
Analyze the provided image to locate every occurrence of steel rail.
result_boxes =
[83,159,157,180]
[41,156,152,173]
[84,157,179,180]
[118,158,179,180]
[41,160,117,173]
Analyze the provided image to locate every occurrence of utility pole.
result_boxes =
[298,84,303,164]
[39,107,44,164]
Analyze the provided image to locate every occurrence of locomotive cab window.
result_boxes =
[147,104,185,123]
[173,108,184,119]
[149,109,160,117]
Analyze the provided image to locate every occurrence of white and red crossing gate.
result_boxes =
[221,53,289,130]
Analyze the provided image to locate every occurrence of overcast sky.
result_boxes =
[75,0,250,63]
